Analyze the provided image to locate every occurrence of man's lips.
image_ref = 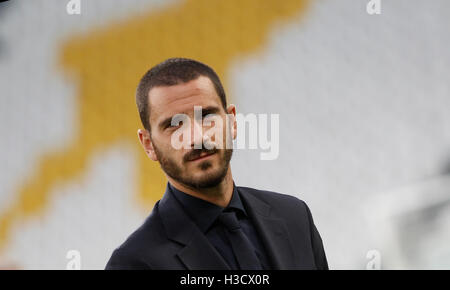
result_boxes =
[188,151,216,162]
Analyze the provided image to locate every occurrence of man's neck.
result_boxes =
[167,168,234,208]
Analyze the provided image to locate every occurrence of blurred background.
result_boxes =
[0,0,449,269]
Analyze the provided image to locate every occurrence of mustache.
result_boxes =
[184,146,219,162]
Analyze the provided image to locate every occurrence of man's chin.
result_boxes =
[183,167,228,189]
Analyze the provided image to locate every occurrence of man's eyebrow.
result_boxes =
[200,106,221,116]
[158,106,223,130]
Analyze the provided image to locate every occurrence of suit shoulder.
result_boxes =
[237,186,309,213]
[106,203,164,269]
[121,204,166,249]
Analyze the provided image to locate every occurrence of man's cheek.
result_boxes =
[177,150,187,164]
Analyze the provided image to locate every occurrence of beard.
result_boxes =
[153,143,233,190]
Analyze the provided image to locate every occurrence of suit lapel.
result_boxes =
[238,188,299,269]
[158,184,230,270]
[176,230,230,270]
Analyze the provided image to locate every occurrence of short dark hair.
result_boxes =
[136,58,227,132]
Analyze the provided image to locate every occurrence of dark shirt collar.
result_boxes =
[169,182,247,233]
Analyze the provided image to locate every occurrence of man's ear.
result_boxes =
[137,129,158,161]
[226,104,237,140]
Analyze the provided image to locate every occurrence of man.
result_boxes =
[105,58,328,270]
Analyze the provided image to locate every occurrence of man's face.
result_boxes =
[141,76,235,189]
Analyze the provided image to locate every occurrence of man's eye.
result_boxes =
[203,113,218,120]
[168,123,182,129]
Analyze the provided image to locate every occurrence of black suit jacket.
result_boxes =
[105,184,328,270]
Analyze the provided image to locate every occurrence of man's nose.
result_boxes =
[191,118,204,148]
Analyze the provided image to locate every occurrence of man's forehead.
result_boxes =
[148,76,221,118]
